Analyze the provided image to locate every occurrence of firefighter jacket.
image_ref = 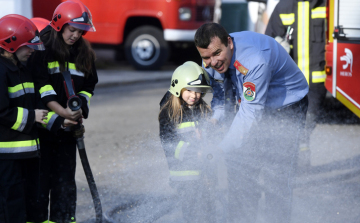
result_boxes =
[159,94,210,182]
[28,44,98,136]
[0,56,39,159]
[265,0,326,85]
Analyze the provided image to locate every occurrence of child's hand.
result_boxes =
[63,106,82,121]
[63,119,78,127]
[35,109,49,125]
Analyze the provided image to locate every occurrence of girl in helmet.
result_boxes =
[159,61,214,223]
[0,14,48,222]
[26,0,98,222]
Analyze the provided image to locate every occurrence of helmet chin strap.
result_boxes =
[13,51,20,62]
[13,51,25,66]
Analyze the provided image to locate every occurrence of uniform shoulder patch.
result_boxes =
[243,82,256,101]
[234,60,248,75]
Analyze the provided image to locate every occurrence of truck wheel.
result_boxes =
[125,26,169,70]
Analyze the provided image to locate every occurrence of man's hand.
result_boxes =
[210,118,218,125]
[195,128,202,139]
[35,109,49,125]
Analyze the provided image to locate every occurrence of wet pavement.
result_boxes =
[74,56,360,222]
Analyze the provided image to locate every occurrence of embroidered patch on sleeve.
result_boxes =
[234,60,249,75]
[243,82,256,101]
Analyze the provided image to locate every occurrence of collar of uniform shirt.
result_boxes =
[228,36,236,71]
[228,53,236,71]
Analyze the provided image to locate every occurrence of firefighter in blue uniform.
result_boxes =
[0,14,47,222]
[195,23,309,223]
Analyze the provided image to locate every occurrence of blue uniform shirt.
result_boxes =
[204,65,240,121]
[205,31,309,152]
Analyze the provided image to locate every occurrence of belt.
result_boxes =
[265,95,308,115]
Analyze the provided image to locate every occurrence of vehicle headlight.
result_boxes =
[179,7,191,21]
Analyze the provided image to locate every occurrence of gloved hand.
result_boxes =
[275,36,291,54]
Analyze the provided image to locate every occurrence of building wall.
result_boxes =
[0,0,33,18]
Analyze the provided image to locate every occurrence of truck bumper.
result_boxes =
[164,29,197,42]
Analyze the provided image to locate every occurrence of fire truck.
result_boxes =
[32,0,215,70]
[325,0,360,118]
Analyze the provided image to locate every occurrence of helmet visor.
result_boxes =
[185,86,213,93]
[26,43,45,51]
[26,35,45,51]
[68,22,96,32]
[186,73,213,93]
[187,73,211,86]
[69,12,96,32]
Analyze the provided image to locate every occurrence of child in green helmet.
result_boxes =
[159,61,214,222]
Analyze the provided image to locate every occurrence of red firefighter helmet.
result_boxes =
[50,0,95,34]
[30,17,50,32]
[0,14,45,53]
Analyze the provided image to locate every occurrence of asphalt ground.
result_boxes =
[74,77,360,223]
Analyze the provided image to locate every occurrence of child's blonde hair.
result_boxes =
[159,89,212,125]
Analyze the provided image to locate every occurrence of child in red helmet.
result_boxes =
[25,1,98,222]
[0,14,48,222]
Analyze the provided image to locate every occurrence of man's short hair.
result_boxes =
[194,23,229,48]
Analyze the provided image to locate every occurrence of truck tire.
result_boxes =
[125,26,169,70]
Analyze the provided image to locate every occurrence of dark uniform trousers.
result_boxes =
[26,129,77,223]
[0,159,29,223]
[301,83,327,148]
[226,95,308,223]
[265,0,327,151]
[168,144,217,223]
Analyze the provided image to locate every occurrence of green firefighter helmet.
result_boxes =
[169,61,213,97]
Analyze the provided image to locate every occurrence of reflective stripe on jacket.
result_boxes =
[0,56,39,159]
[28,46,98,134]
[265,0,326,84]
[159,98,209,182]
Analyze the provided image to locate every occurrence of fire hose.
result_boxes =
[62,70,103,223]
[195,121,227,223]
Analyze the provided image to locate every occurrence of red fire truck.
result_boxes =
[33,0,215,70]
[325,0,360,118]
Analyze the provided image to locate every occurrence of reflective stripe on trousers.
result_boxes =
[169,170,201,181]
[27,221,76,223]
